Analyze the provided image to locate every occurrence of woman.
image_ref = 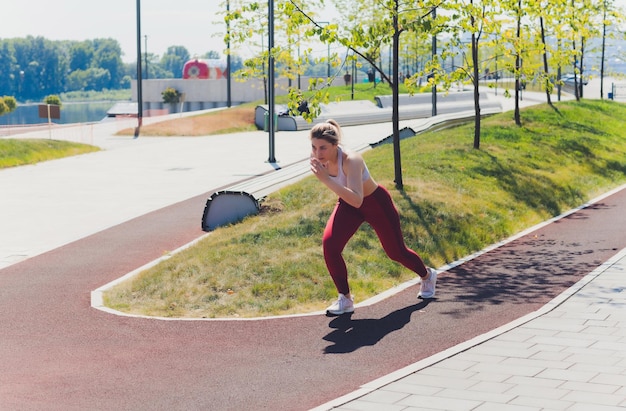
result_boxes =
[309,119,437,315]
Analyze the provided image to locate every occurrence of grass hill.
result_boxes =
[100,99,626,319]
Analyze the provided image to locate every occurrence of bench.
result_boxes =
[254,91,502,131]
[375,91,476,108]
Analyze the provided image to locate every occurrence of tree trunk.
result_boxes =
[540,16,552,106]
[514,0,522,126]
[472,30,481,149]
[572,39,580,101]
[601,1,607,99]
[579,37,585,99]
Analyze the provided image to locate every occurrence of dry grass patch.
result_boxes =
[117,105,257,136]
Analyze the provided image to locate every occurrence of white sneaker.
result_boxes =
[418,268,437,299]
[326,293,354,315]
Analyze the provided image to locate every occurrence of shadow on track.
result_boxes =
[323,300,432,354]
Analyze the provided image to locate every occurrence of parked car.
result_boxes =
[561,74,588,85]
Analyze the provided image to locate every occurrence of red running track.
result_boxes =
[1,187,625,410]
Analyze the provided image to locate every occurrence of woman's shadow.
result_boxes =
[323,300,432,354]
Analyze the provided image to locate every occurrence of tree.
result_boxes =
[559,0,602,100]
[598,0,624,98]
[0,42,16,97]
[530,0,558,106]
[92,38,125,89]
[202,50,222,59]
[441,0,503,148]
[284,0,444,188]
[69,41,94,71]
[161,46,191,77]
[0,96,17,116]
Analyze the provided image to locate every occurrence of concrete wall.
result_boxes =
[130,76,346,113]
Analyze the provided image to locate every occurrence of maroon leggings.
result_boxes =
[322,185,428,295]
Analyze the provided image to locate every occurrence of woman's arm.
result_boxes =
[310,152,365,208]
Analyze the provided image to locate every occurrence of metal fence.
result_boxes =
[610,82,626,100]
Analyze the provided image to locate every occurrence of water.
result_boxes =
[0,101,118,126]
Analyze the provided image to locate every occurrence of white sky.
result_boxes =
[2,1,624,64]
[2,0,230,62]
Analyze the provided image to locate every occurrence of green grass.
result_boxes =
[103,99,626,319]
[0,139,99,168]
[60,89,132,102]
[276,80,432,105]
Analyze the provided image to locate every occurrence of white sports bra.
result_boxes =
[328,146,371,186]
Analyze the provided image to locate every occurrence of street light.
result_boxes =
[144,35,149,80]
[226,0,232,107]
[267,0,276,163]
[431,7,437,116]
[135,0,143,137]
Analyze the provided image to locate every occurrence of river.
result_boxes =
[0,101,119,126]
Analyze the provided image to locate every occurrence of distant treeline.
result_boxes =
[0,36,243,102]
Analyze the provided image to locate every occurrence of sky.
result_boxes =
[3,0,231,62]
[2,1,624,64]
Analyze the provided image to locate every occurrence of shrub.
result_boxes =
[162,87,181,104]
[44,94,62,107]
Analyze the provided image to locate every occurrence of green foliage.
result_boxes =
[160,46,190,77]
[60,89,132,102]
[161,87,182,104]
[44,94,62,107]
[104,100,626,319]
[2,96,17,111]
[226,0,625,153]
[0,96,17,116]
[0,32,232,102]
[0,37,127,101]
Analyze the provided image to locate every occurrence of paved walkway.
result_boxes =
[2,84,625,410]
[315,244,626,411]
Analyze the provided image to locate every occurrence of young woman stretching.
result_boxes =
[309,119,437,315]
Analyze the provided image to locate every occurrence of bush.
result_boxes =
[44,94,62,107]
[162,87,181,104]
[0,96,17,116]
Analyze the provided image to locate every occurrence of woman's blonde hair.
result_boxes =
[310,119,342,145]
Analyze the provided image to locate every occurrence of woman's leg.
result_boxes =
[361,186,428,278]
[322,200,364,295]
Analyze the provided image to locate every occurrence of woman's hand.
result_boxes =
[310,157,331,182]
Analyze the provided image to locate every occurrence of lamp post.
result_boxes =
[144,35,149,80]
[431,7,437,117]
[19,70,24,98]
[135,0,143,137]
[226,0,232,107]
[267,0,276,163]
[327,41,330,78]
